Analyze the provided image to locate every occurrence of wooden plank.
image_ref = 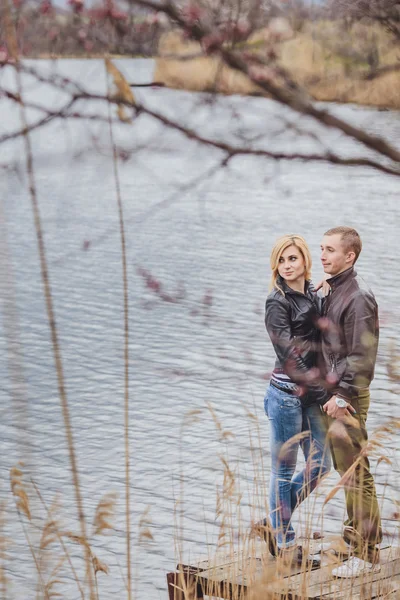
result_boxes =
[195,553,272,599]
[176,542,270,600]
[173,540,400,600]
[197,546,318,585]
[239,554,333,599]
[196,555,263,584]
[256,546,398,600]
[167,569,204,600]
[350,579,400,600]
[311,545,400,599]
[196,575,247,600]
[237,535,352,588]
[186,533,347,600]
[197,548,322,599]
[185,534,344,579]
[180,533,349,577]
[179,539,268,573]
[317,558,400,600]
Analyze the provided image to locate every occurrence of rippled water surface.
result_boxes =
[1,58,400,599]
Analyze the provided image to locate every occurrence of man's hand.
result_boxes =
[323,396,356,419]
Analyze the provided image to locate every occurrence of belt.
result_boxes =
[270,379,300,396]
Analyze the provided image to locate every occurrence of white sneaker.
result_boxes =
[332,556,381,579]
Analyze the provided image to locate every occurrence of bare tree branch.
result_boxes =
[1,3,399,176]
[363,62,400,79]
[2,73,399,176]
[129,0,400,167]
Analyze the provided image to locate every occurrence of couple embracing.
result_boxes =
[258,226,381,579]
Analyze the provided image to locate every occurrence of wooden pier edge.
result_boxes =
[166,542,400,600]
[166,566,204,600]
[166,560,249,600]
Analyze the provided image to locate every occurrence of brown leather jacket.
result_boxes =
[319,267,379,401]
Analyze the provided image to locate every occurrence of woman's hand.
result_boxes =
[314,278,331,297]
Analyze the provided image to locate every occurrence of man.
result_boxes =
[319,226,381,578]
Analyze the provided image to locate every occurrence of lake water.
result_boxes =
[0,58,400,599]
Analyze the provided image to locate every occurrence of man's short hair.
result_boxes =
[324,226,362,263]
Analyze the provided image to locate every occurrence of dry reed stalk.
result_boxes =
[323,418,400,510]
[92,555,108,575]
[43,556,65,600]
[138,506,154,544]
[243,400,271,548]
[105,58,132,600]
[173,403,399,600]
[0,195,31,464]
[105,57,135,122]
[387,341,400,383]
[92,493,117,537]
[36,507,59,600]
[92,554,109,600]
[10,464,31,520]
[207,402,235,442]
[207,406,246,597]
[0,502,8,600]
[174,410,205,573]
[9,465,46,594]
[32,480,85,600]
[301,440,331,542]
[2,1,96,596]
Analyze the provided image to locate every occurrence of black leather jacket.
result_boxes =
[319,267,379,401]
[265,276,330,406]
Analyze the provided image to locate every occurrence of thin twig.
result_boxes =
[105,62,132,600]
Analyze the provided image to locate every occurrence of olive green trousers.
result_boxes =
[327,389,382,562]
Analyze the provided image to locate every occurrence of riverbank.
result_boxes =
[153,22,400,110]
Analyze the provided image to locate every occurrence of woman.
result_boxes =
[259,234,331,567]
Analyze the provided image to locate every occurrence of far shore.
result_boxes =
[152,23,400,111]
[20,27,400,112]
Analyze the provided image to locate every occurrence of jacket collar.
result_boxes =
[328,266,356,291]
[277,275,311,296]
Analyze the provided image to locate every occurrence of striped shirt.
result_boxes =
[271,368,297,390]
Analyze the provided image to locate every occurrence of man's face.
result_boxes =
[320,234,355,276]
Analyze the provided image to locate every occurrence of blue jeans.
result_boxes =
[264,383,331,549]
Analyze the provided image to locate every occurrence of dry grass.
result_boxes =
[3,384,400,599]
[154,30,263,95]
[6,470,120,599]
[164,403,400,600]
[281,24,400,109]
[153,23,400,109]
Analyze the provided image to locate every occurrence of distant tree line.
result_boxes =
[0,0,328,58]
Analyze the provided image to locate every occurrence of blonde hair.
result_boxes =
[270,234,312,293]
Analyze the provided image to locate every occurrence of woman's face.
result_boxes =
[277,244,306,283]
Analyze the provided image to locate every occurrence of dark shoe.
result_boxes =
[252,518,277,557]
[279,546,321,570]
